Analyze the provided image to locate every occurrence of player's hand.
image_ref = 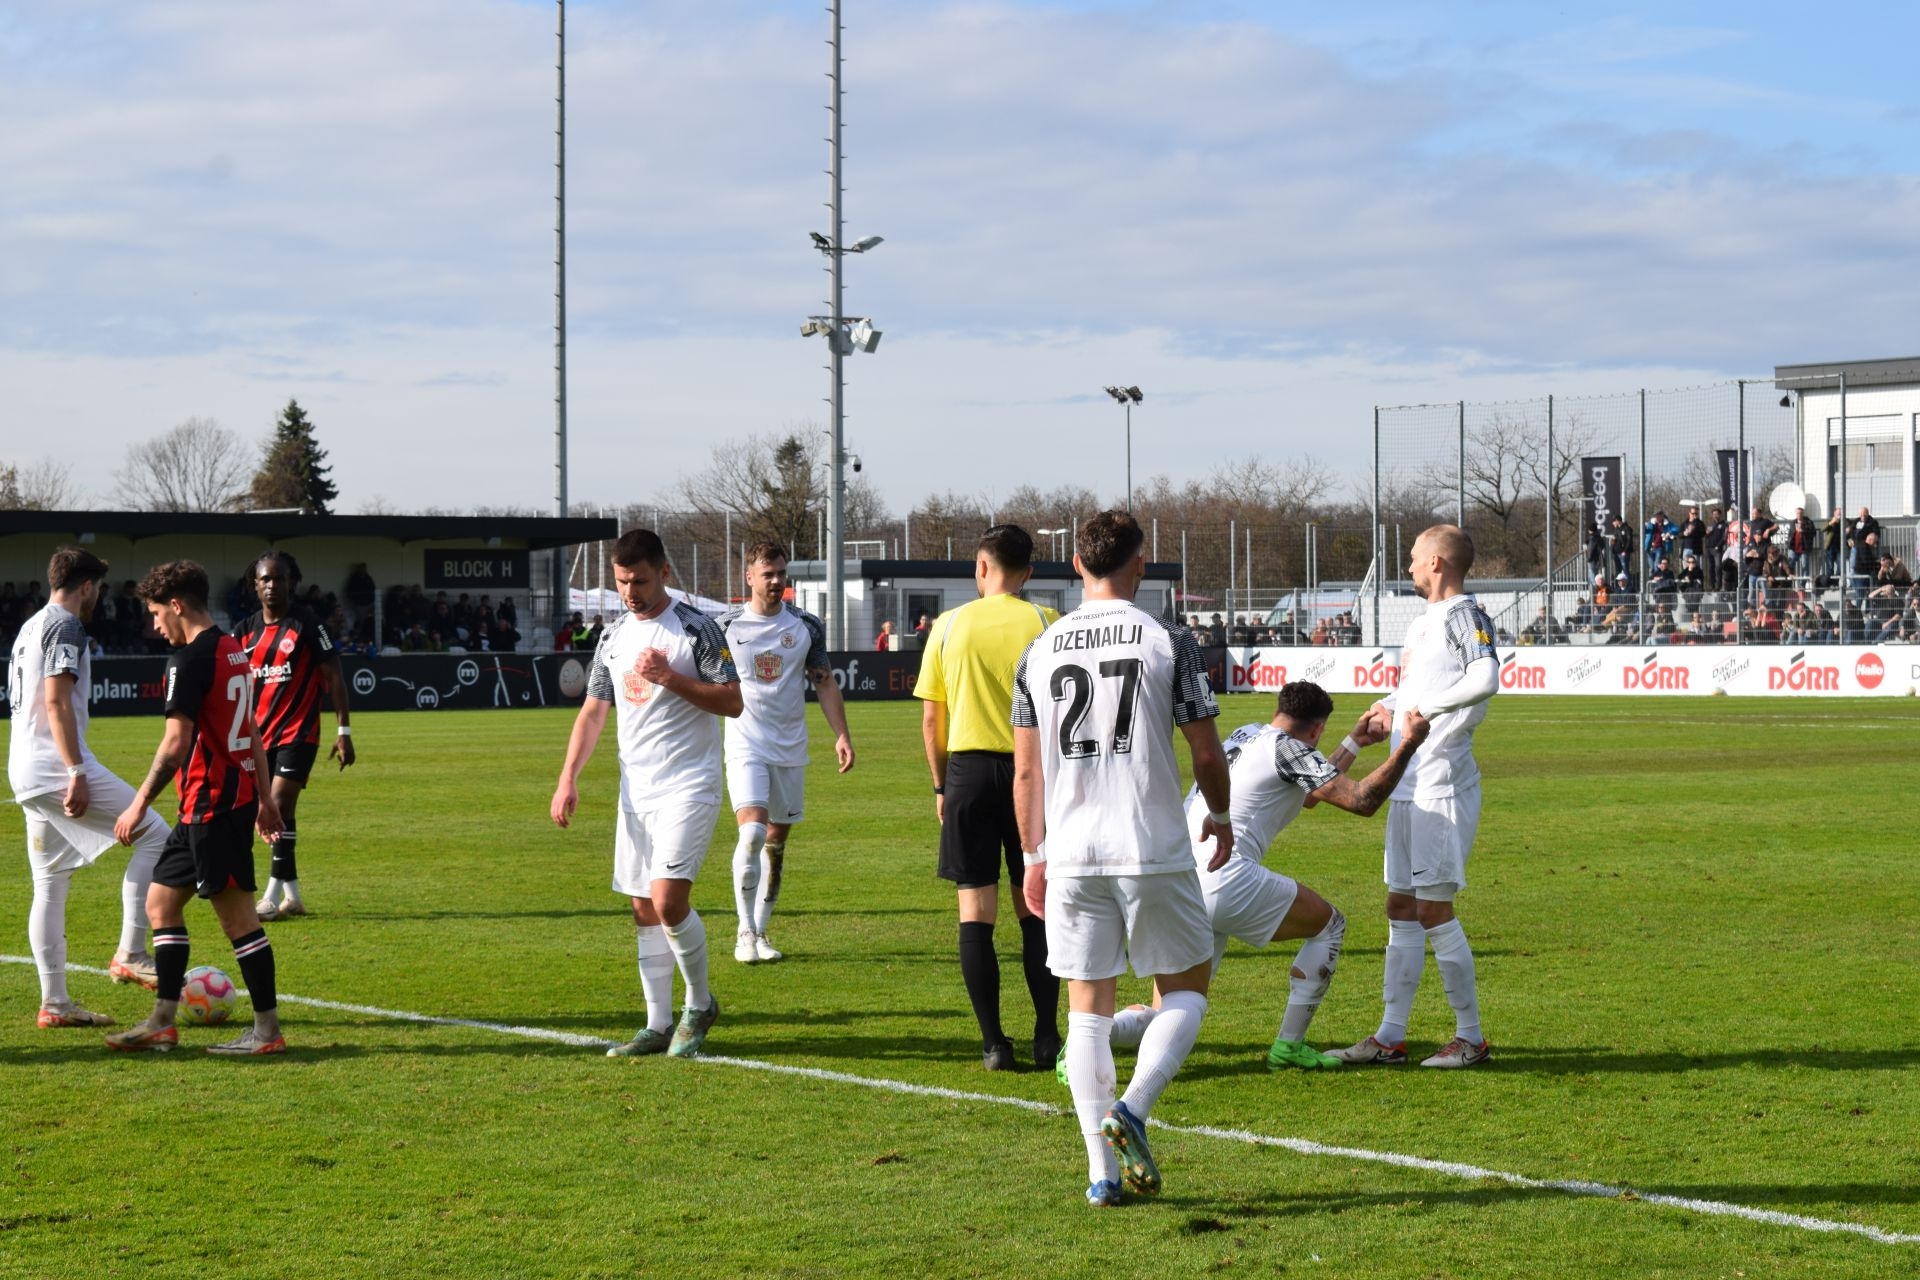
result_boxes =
[330,734,356,769]
[1200,816,1233,870]
[1022,860,1048,918]
[834,734,855,773]
[113,803,146,846]
[636,647,674,686]
[1366,702,1394,738]
[62,771,90,819]
[934,791,945,824]
[551,777,579,828]
[256,797,285,844]
[1402,708,1432,745]
[1350,713,1383,748]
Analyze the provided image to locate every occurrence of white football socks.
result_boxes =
[1120,989,1206,1120]
[29,868,73,1007]
[1110,1003,1155,1050]
[1066,1013,1121,1186]
[1375,918,1426,1046]
[753,840,785,936]
[664,911,711,1011]
[635,925,675,1034]
[731,822,768,932]
[1426,917,1483,1045]
[1278,907,1345,1042]
[119,821,162,956]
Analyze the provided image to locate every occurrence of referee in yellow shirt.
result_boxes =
[917,524,1061,1072]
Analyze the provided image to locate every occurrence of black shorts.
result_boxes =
[937,751,1022,887]
[266,741,320,786]
[153,802,259,899]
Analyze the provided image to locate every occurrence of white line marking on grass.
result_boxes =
[10,954,1916,1246]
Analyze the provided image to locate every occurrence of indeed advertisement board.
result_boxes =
[1221,646,1915,698]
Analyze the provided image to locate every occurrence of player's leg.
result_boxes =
[941,754,1011,1069]
[999,757,1059,1070]
[751,819,791,962]
[24,812,106,1026]
[652,802,721,1058]
[1111,872,1212,1159]
[76,768,167,987]
[1048,874,1125,1205]
[258,764,308,918]
[105,860,196,1051]
[1415,788,1488,1069]
[206,877,284,1054]
[1268,886,1346,1069]
[1331,800,1420,1065]
[727,756,770,962]
[609,809,676,1057]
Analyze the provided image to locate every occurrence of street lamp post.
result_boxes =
[1036,527,1070,561]
[1104,386,1143,509]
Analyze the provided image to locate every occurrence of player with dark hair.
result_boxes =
[1092,680,1430,1076]
[106,560,288,1055]
[717,541,854,964]
[235,550,354,920]
[1014,509,1230,1206]
[9,547,170,1027]
[1333,523,1501,1069]
[551,529,743,1058]
[915,523,1061,1071]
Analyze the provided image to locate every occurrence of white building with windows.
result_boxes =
[1777,357,1920,519]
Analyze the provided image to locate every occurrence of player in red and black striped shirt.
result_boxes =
[108,560,288,1056]
[235,551,354,920]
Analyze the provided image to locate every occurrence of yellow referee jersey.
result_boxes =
[914,593,1059,754]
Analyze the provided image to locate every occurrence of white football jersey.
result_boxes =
[1186,723,1337,874]
[719,603,829,768]
[7,602,97,802]
[585,601,739,810]
[1012,600,1218,876]
[1385,594,1497,799]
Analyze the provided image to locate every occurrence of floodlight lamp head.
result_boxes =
[1104,386,1125,403]
[1125,386,1143,403]
[800,319,826,337]
[849,235,884,252]
[850,319,882,353]
[809,231,833,250]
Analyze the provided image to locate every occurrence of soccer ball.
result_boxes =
[179,966,237,1025]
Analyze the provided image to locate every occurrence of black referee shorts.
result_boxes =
[153,802,259,900]
[937,751,1023,888]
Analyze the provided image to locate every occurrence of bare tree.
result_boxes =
[112,417,253,512]
[0,457,80,510]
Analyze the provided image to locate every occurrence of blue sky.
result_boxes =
[2,0,1914,511]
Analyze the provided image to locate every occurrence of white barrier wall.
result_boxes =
[1222,646,1913,698]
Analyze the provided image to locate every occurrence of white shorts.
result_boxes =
[725,757,806,825]
[1203,858,1301,948]
[19,768,159,875]
[612,802,720,898]
[1045,870,1213,982]
[1383,784,1481,900]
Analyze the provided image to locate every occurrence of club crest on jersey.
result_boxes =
[622,655,656,704]
[755,652,783,682]
[278,634,298,657]
[780,631,797,648]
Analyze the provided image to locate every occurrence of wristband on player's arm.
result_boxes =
[1021,851,1046,866]
[1339,735,1362,758]
[1207,809,1230,826]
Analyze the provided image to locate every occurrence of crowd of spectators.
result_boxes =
[1183,611,1363,647]
[380,584,522,653]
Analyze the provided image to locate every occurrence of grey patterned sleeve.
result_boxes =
[1445,603,1499,666]
[685,608,740,684]
[1010,643,1038,729]
[801,609,829,674]
[1167,623,1219,725]
[585,636,614,702]
[40,615,86,679]
[1274,734,1339,793]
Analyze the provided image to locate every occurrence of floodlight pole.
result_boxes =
[1125,399,1132,509]
[551,0,569,627]
[824,0,848,650]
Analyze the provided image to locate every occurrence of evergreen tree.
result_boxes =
[249,399,338,514]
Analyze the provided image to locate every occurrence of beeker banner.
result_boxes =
[1219,646,1914,698]
[1582,455,1624,534]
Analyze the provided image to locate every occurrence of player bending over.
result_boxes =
[1015,510,1231,1208]
[1331,523,1500,1070]
[9,547,170,1027]
[236,551,354,921]
[106,560,288,1055]
[1097,681,1429,1075]
[551,530,742,1059]
[717,541,854,964]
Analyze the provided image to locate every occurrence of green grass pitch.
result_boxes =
[2,694,1917,1278]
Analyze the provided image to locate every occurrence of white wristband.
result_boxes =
[1340,735,1362,758]
[1021,851,1047,867]
[337,725,352,736]
[1207,809,1230,826]
[66,763,85,778]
